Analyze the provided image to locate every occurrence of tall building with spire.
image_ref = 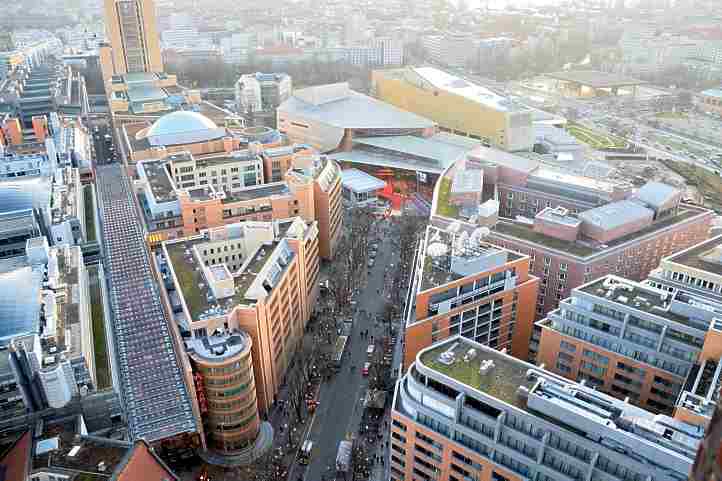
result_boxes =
[103,0,163,75]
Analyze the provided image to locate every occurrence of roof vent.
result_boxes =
[97,461,107,472]
[463,349,477,362]
[517,386,530,401]
[479,359,495,375]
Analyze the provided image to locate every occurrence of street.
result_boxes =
[300,216,401,481]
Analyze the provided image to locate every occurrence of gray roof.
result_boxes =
[353,134,472,168]
[340,168,386,193]
[467,145,539,174]
[278,85,435,130]
[0,177,51,214]
[0,263,42,346]
[636,181,680,209]
[578,200,653,230]
[96,164,197,442]
[328,150,444,174]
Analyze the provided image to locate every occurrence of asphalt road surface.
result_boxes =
[300,219,400,481]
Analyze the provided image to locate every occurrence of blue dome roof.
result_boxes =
[146,111,218,138]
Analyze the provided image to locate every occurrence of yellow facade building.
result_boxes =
[372,67,534,152]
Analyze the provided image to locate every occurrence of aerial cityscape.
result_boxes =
[1,0,722,480]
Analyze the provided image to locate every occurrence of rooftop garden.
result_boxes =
[566,122,628,150]
[88,266,110,390]
[83,185,96,243]
[435,177,460,218]
[166,243,209,320]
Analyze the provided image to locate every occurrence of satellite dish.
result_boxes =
[427,242,448,257]
[470,227,490,245]
[447,221,462,233]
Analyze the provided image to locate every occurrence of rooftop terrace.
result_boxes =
[419,226,521,292]
[165,235,279,321]
[664,235,722,277]
[579,275,707,330]
[420,338,535,410]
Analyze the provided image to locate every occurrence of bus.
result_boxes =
[332,335,348,370]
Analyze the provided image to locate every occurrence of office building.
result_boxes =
[402,224,539,369]
[536,273,722,417]
[373,68,534,151]
[391,336,702,481]
[162,218,320,416]
[103,0,162,75]
[277,82,436,153]
[421,33,476,68]
[130,113,342,259]
[0,238,94,425]
[374,36,404,67]
[186,330,268,458]
[428,149,713,319]
[220,33,258,66]
[235,72,292,114]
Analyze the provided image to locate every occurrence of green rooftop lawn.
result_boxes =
[566,122,628,150]
[167,244,207,320]
[436,177,460,218]
[88,266,110,390]
[84,185,96,242]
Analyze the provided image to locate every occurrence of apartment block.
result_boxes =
[162,218,320,417]
[391,336,701,481]
[403,225,539,369]
[429,148,713,320]
[536,274,722,417]
[137,149,342,259]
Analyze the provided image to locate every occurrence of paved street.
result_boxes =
[299,218,400,481]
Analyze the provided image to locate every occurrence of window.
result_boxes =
[544,256,551,265]
[560,262,568,272]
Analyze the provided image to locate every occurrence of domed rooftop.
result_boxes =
[142,111,226,147]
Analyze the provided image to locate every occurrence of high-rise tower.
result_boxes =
[103,0,163,75]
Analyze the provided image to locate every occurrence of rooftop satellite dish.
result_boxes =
[447,221,462,233]
[427,242,448,258]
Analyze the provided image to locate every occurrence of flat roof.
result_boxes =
[578,200,653,230]
[353,133,473,167]
[493,207,705,259]
[141,160,176,203]
[340,168,386,193]
[664,235,722,277]
[418,225,521,292]
[278,84,435,130]
[467,145,539,174]
[223,182,289,203]
[412,67,525,113]
[420,337,535,410]
[545,70,647,88]
[329,150,444,175]
[415,337,702,469]
[579,275,706,329]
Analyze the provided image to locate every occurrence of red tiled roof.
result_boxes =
[113,441,178,481]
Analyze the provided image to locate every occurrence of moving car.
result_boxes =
[362,362,371,376]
